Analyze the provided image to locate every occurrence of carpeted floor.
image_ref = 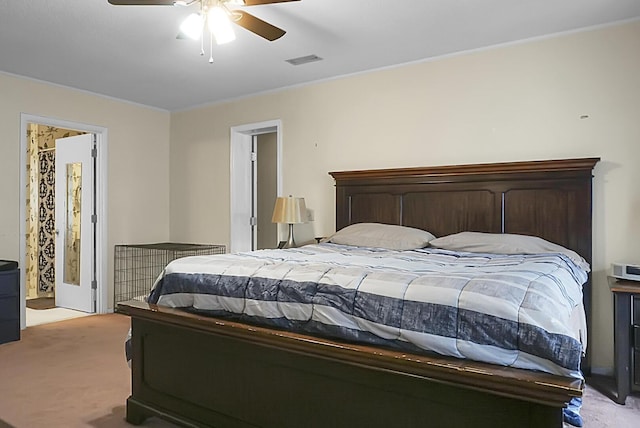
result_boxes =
[0,314,638,427]
[0,314,174,428]
[577,381,640,428]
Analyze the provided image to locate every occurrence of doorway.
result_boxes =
[255,132,278,249]
[19,114,108,329]
[230,120,282,253]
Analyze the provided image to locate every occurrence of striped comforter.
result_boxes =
[146,243,588,379]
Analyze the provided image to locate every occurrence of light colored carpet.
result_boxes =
[577,382,640,428]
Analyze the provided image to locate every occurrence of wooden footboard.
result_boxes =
[118,301,582,428]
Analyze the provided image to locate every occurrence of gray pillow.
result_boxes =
[429,231,590,271]
[327,223,436,251]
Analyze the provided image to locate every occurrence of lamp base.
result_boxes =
[282,223,297,249]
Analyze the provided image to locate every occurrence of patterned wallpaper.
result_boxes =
[25,125,84,299]
[37,150,56,293]
[25,124,39,299]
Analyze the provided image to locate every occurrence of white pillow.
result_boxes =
[428,231,590,272]
[327,223,436,251]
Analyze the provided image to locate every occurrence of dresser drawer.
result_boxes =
[0,296,19,321]
[0,319,19,344]
[635,325,640,391]
[635,350,640,389]
[0,295,19,345]
[0,270,18,298]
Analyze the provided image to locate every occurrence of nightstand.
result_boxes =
[608,277,640,404]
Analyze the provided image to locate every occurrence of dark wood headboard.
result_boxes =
[329,157,600,371]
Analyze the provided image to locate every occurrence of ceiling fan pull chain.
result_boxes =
[209,32,214,63]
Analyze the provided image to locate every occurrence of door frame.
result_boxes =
[229,119,282,253]
[19,114,109,328]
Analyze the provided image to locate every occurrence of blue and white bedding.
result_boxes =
[143,242,588,380]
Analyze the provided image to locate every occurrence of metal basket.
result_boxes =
[114,243,225,304]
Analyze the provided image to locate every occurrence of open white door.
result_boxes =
[54,134,95,313]
[230,120,282,253]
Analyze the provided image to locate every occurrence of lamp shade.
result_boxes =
[272,196,306,224]
[180,13,205,40]
[208,6,236,45]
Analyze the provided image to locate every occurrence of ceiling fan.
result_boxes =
[107,1,301,43]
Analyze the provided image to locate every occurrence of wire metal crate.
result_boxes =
[114,242,225,304]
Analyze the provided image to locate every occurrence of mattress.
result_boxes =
[144,243,588,379]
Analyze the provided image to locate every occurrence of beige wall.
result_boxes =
[169,21,640,373]
[0,72,171,309]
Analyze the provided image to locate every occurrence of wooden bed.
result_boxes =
[118,157,599,428]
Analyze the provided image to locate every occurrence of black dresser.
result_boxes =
[0,261,20,345]
[609,278,640,404]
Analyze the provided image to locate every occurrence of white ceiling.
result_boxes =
[1,0,639,112]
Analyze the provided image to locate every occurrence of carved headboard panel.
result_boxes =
[329,157,599,371]
[330,158,598,263]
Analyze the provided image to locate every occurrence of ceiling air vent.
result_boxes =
[285,55,323,66]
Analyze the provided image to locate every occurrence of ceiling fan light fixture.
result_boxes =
[110,0,294,62]
[180,12,204,40]
[208,6,236,44]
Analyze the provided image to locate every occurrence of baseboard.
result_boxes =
[591,367,614,377]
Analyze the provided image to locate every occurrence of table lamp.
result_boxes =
[271,196,306,248]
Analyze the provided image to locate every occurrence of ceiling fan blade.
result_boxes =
[235,11,286,41]
[107,0,176,5]
[243,0,301,6]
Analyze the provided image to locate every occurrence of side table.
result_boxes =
[609,277,640,404]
